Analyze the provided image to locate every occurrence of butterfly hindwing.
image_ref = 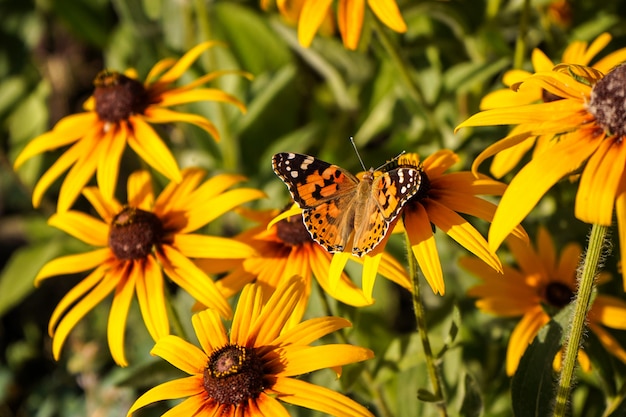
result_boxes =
[272,152,359,209]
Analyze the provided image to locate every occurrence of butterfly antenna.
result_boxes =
[350,136,368,170]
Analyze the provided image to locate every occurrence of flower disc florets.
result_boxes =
[203,345,266,406]
[93,70,150,122]
[588,64,626,138]
[108,207,163,260]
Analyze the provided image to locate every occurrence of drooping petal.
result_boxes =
[13,113,98,169]
[157,245,232,319]
[575,137,626,225]
[107,261,137,366]
[425,199,502,273]
[143,107,220,141]
[404,205,444,295]
[35,248,112,284]
[298,0,333,47]
[126,375,204,416]
[135,256,169,342]
[127,117,182,183]
[337,0,365,50]
[328,252,351,291]
[489,133,601,250]
[361,252,382,302]
[48,211,109,246]
[51,268,120,360]
[155,41,223,85]
[506,306,550,375]
[274,344,373,376]
[367,0,407,32]
[96,123,127,202]
[271,377,375,417]
[151,335,208,374]
[191,308,228,355]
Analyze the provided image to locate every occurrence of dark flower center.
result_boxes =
[276,215,313,246]
[588,64,626,138]
[203,345,266,406]
[93,70,150,122]
[108,207,164,260]
[543,281,574,309]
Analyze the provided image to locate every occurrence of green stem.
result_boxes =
[405,233,448,417]
[317,285,394,417]
[513,0,531,69]
[553,223,608,417]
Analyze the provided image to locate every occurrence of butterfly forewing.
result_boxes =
[373,168,422,220]
[272,153,359,208]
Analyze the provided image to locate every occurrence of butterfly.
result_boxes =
[272,152,422,257]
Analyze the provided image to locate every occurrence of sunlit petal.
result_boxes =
[48,211,108,246]
[192,308,228,354]
[506,307,550,375]
[275,344,373,376]
[404,206,444,295]
[126,376,204,416]
[298,0,333,47]
[108,261,136,366]
[35,249,112,284]
[151,335,207,374]
[136,256,169,342]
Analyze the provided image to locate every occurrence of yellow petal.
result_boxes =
[51,268,119,360]
[271,377,375,417]
[107,261,137,367]
[404,205,445,295]
[490,135,536,178]
[35,248,111,284]
[471,128,535,176]
[361,252,382,301]
[575,138,626,225]
[126,376,204,416]
[144,105,221,142]
[337,0,365,50]
[231,282,264,345]
[151,335,207,374]
[530,48,554,72]
[367,0,407,32]
[298,0,333,47]
[590,296,626,329]
[422,149,459,178]
[588,322,626,363]
[328,252,351,292]
[191,308,228,355]
[13,113,97,169]
[158,88,247,113]
[617,183,626,291]
[489,134,600,250]
[48,211,108,246]
[158,245,232,319]
[156,41,223,85]
[276,344,373,376]
[254,393,292,417]
[506,306,550,375]
[97,124,127,202]
[127,169,155,210]
[127,117,182,183]
[135,256,169,342]
[82,187,122,223]
[172,234,255,259]
[273,316,352,347]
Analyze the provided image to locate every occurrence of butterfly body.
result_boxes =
[272,152,421,257]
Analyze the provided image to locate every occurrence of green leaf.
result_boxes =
[417,388,440,402]
[0,240,63,318]
[511,303,574,417]
[460,373,483,417]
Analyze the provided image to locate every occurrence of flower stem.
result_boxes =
[406,233,448,417]
[513,0,531,69]
[553,223,609,417]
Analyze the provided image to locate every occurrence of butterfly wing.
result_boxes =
[272,153,359,208]
[351,167,422,256]
[272,152,360,252]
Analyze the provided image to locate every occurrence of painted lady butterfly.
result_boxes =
[272,152,422,257]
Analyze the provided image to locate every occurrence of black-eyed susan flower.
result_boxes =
[14,41,249,212]
[35,168,264,366]
[262,0,406,50]
[478,33,626,178]
[457,60,626,278]
[127,277,375,417]
[198,208,411,320]
[394,150,526,295]
[461,226,626,376]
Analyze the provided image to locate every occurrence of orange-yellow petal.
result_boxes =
[35,248,112,284]
[404,205,444,295]
[172,234,256,259]
[143,107,221,142]
[191,308,228,354]
[367,0,407,32]
[48,211,109,246]
[155,41,223,85]
[157,88,247,113]
[82,187,123,223]
[298,0,333,47]
[275,344,373,376]
[589,295,626,329]
[506,306,550,375]
[151,335,207,374]
[273,316,352,347]
[126,375,204,416]
[96,124,127,201]
[135,255,170,342]
[126,169,155,210]
[107,261,137,366]
[337,0,365,50]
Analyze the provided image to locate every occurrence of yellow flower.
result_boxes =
[458,61,626,280]
[393,150,525,295]
[14,41,249,211]
[461,226,626,376]
[479,33,626,178]
[127,277,375,417]
[263,0,407,50]
[198,208,411,319]
[35,169,264,366]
